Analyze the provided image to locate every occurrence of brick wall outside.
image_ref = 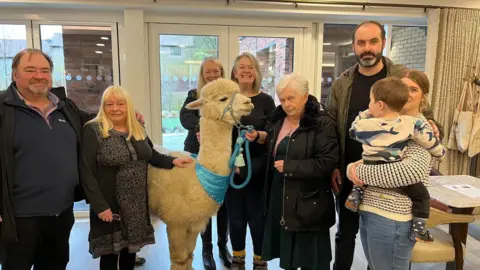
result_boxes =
[390,26,427,71]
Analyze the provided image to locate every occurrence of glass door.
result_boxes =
[149,24,307,148]
[229,26,305,105]
[148,24,228,149]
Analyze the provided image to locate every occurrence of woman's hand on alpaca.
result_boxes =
[98,209,113,222]
[173,157,193,168]
[347,161,364,186]
[274,160,284,173]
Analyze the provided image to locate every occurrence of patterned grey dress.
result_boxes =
[80,123,174,258]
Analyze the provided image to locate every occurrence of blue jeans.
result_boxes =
[359,210,415,270]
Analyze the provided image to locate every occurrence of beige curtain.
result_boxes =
[431,8,480,175]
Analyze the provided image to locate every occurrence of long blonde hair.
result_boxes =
[88,85,146,140]
[196,57,225,94]
[230,52,262,93]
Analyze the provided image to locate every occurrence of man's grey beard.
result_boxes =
[28,84,49,96]
[356,52,383,67]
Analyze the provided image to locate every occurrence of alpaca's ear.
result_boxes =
[186,99,204,110]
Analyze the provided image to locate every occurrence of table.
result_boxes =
[429,175,480,270]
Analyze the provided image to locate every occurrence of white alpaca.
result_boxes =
[148,79,254,270]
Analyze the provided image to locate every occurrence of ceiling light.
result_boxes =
[95,51,103,54]
[101,37,109,40]
[323,43,332,46]
[96,43,105,47]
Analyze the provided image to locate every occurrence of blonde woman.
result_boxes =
[179,57,232,270]
[228,52,275,270]
[80,86,192,270]
[180,57,225,154]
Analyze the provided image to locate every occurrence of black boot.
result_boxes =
[218,244,232,268]
[202,244,216,270]
[202,218,216,270]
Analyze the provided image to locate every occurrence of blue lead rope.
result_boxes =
[228,125,254,189]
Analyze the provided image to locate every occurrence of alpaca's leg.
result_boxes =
[167,225,189,270]
[184,221,209,270]
[185,230,199,270]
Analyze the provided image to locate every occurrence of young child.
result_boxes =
[347,77,445,242]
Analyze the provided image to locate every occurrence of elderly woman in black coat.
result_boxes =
[247,73,339,270]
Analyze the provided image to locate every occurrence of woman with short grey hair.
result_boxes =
[250,73,339,270]
[275,73,309,95]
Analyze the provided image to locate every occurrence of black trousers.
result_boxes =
[225,187,264,256]
[402,182,430,219]
[1,206,75,270]
[100,248,136,270]
[201,201,229,250]
[334,176,359,270]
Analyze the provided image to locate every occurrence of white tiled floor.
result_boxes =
[1,217,479,269]
[66,217,480,270]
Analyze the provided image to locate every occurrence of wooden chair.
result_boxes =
[410,208,475,269]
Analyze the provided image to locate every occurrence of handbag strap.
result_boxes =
[457,81,468,111]
[466,82,474,110]
[472,81,480,115]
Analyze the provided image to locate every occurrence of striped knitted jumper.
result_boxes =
[356,141,433,221]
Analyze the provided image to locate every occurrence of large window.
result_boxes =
[40,25,114,114]
[0,24,27,91]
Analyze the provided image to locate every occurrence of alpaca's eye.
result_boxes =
[219,97,228,102]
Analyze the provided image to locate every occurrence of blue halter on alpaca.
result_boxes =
[194,92,253,204]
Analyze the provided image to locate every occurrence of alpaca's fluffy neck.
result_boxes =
[197,117,233,176]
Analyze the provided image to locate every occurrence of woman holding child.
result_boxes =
[347,69,444,269]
